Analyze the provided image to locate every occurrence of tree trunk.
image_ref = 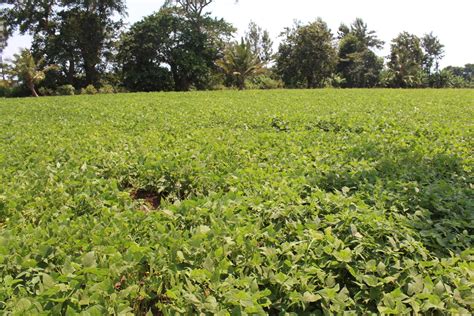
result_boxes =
[29,83,39,97]
[170,63,191,91]
[67,57,75,85]
[237,76,245,90]
[84,59,98,86]
[306,75,314,89]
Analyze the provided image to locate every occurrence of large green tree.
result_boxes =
[117,8,176,92]
[245,21,273,64]
[336,18,384,88]
[118,6,233,92]
[421,32,444,87]
[276,19,337,88]
[387,32,425,88]
[422,32,444,75]
[1,0,126,87]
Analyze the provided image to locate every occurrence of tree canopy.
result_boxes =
[1,0,127,86]
[1,1,472,95]
[118,6,233,92]
[276,19,337,88]
[336,19,384,88]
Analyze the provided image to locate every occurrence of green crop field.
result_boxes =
[0,90,473,315]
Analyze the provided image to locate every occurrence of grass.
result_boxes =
[0,89,473,314]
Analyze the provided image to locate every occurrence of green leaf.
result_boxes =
[14,298,32,312]
[363,275,379,287]
[302,292,321,303]
[82,251,97,268]
[333,248,352,262]
[197,225,211,235]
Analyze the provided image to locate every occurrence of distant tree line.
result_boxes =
[0,0,472,97]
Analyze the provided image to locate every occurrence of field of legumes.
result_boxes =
[0,90,473,314]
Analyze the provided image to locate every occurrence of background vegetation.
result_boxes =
[0,0,473,97]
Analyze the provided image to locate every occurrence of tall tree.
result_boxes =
[421,32,444,87]
[387,32,425,88]
[336,18,384,88]
[10,48,45,97]
[421,32,444,74]
[118,6,233,91]
[117,8,176,92]
[276,19,337,88]
[216,38,264,90]
[245,21,273,64]
[1,0,127,87]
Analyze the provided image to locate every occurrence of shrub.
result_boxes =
[38,87,55,96]
[0,82,11,97]
[7,85,31,97]
[325,75,345,88]
[56,84,75,96]
[99,84,115,94]
[247,75,283,90]
[114,86,129,94]
[211,84,231,91]
[81,84,97,95]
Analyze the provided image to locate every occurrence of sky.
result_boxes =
[2,0,473,67]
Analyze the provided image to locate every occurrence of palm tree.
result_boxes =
[217,39,264,90]
[11,49,45,97]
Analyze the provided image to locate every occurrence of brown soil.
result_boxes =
[131,189,161,209]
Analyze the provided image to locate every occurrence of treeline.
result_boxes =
[0,0,472,97]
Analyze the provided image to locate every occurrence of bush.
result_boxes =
[81,85,97,95]
[0,86,10,97]
[114,86,129,94]
[38,87,55,96]
[211,84,233,91]
[99,84,115,94]
[246,75,283,90]
[324,75,345,88]
[0,81,12,97]
[7,85,31,98]
[56,85,76,96]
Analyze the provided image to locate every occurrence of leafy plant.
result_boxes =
[217,39,264,90]
[9,49,45,97]
[81,84,98,95]
[99,84,115,94]
[56,84,76,96]
[0,89,472,314]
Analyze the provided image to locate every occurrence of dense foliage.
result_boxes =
[217,39,264,90]
[118,6,233,92]
[2,1,473,95]
[0,90,472,314]
[1,0,473,94]
[1,0,126,87]
[276,19,337,88]
[336,19,384,88]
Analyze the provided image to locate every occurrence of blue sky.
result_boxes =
[2,0,473,67]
